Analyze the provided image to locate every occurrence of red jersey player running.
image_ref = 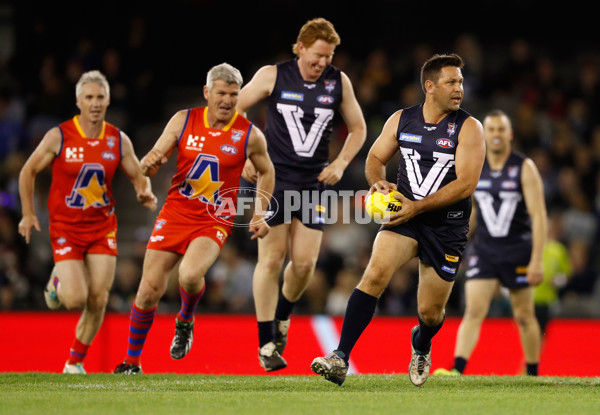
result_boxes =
[18,70,157,374]
[114,63,275,374]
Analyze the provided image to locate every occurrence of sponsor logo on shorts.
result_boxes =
[445,254,459,262]
[447,211,464,219]
[55,246,73,256]
[150,235,164,242]
[515,266,528,274]
[107,238,117,249]
[465,267,479,278]
[441,265,457,274]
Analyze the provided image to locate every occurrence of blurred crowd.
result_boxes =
[1,8,599,321]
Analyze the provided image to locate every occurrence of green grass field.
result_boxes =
[1,373,599,415]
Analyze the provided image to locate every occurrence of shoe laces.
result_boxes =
[415,353,429,373]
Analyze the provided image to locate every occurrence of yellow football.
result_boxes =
[365,190,402,222]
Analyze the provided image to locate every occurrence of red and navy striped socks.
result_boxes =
[66,338,89,365]
[124,302,157,367]
[177,285,205,323]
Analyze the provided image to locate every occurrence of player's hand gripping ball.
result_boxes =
[365,190,402,223]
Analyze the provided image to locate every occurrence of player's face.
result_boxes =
[297,39,335,81]
[77,83,109,123]
[433,66,464,112]
[483,114,513,153]
[205,80,240,123]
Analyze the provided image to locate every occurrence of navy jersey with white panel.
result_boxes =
[395,104,471,227]
[472,151,531,258]
[264,59,342,184]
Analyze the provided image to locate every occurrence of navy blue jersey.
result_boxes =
[395,104,471,227]
[471,151,532,258]
[264,59,343,184]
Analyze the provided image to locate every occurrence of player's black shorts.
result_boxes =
[382,218,468,282]
[464,244,532,289]
[264,178,327,231]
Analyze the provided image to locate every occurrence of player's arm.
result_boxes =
[236,65,277,183]
[317,72,367,185]
[365,110,402,193]
[140,110,185,177]
[388,116,485,226]
[119,131,157,211]
[468,195,478,239]
[522,157,548,286]
[245,126,275,240]
[17,127,61,243]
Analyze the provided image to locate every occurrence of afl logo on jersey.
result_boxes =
[102,151,116,161]
[436,138,455,149]
[220,144,238,155]
[317,95,335,105]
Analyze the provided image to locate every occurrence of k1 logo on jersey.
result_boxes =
[401,149,455,199]
[178,154,224,205]
[276,103,334,158]
[65,147,84,162]
[65,163,109,209]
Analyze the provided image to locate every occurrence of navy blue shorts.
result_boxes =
[264,178,327,231]
[464,245,532,289]
[382,218,468,282]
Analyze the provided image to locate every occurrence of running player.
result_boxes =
[237,17,367,371]
[311,54,485,387]
[114,63,274,374]
[434,109,547,376]
[18,70,157,374]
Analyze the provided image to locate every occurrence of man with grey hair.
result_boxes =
[114,62,275,374]
[206,62,243,89]
[18,70,157,374]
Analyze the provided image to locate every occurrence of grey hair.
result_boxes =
[206,63,243,89]
[75,70,110,98]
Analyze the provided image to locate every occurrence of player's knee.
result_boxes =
[136,281,164,307]
[358,265,392,296]
[62,293,87,310]
[260,250,286,273]
[87,291,110,312]
[417,305,445,326]
[178,267,206,288]
[290,258,316,279]
[513,310,536,328]
[463,304,488,322]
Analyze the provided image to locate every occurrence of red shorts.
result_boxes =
[146,214,231,254]
[49,220,118,262]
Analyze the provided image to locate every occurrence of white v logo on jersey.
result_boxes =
[401,149,455,199]
[475,190,522,237]
[277,103,334,157]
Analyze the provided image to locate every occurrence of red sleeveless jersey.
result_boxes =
[48,116,121,232]
[160,107,251,222]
